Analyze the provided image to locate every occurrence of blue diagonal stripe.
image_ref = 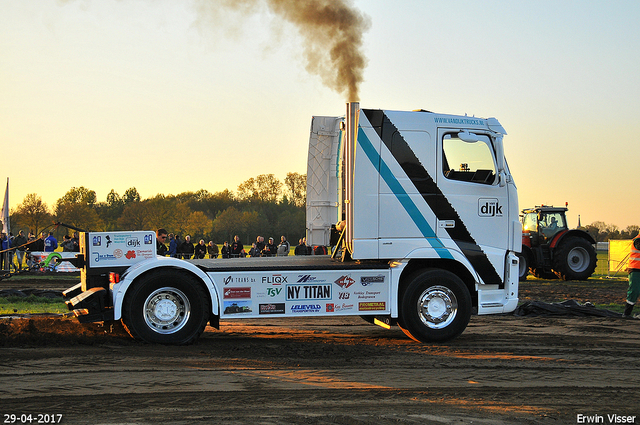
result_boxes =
[358,128,453,259]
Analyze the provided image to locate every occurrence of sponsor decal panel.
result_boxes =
[359,302,386,311]
[286,284,332,301]
[259,303,286,314]
[223,287,251,299]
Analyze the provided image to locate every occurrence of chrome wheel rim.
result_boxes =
[417,285,458,329]
[144,287,191,334]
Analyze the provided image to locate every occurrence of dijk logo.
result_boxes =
[478,198,503,217]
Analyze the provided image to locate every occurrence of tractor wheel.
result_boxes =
[122,270,210,345]
[517,252,529,281]
[553,237,597,281]
[398,269,471,343]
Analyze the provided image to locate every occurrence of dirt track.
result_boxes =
[1,277,639,424]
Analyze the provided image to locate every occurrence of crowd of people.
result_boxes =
[155,229,325,259]
[0,230,80,271]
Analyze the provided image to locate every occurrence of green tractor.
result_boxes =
[518,206,597,281]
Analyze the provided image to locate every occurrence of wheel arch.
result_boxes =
[552,229,596,248]
[113,258,219,322]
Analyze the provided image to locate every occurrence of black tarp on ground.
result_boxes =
[513,299,622,318]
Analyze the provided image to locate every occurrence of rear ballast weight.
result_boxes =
[65,103,520,344]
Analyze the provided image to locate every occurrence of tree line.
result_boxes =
[6,172,307,246]
[582,222,639,242]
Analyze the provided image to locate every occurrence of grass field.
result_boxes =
[0,296,68,315]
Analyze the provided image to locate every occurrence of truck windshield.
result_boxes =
[442,134,496,184]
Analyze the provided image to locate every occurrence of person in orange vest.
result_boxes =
[623,234,640,318]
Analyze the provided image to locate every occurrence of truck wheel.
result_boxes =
[122,270,210,345]
[398,269,471,343]
[553,237,597,281]
[517,252,529,281]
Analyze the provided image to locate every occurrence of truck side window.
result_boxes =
[442,134,496,184]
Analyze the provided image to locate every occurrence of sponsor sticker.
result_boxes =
[334,275,355,289]
[259,303,286,314]
[360,275,385,286]
[290,304,321,313]
[286,284,331,301]
[267,287,283,297]
[478,198,503,217]
[126,237,141,248]
[262,275,288,284]
[223,287,251,299]
[359,302,386,311]
[223,301,252,315]
[223,276,254,285]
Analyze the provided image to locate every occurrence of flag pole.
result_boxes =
[1,178,8,271]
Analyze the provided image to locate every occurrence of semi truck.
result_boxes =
[64,102,520,345]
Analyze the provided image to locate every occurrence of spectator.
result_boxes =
[221,241,231,259]
[180,235,195,259]
[194,239,207,259]
[13,230,27,271]
[156,229,168,256]
[277,236,290,256]
[248,242,260,257]
[61,234,76,252]
[44,231,58,252]
[255,236,265,253]
[231,235,243,258]
[71,232,80,252]
[295,238,310,256]
[175,235,183,258]
[168,233,178,257]
[262,237,277,257]
[30,232,46,252]
[207,241,219,259]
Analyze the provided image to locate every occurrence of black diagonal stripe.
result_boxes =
[363,109,503,286]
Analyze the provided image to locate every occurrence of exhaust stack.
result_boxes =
[344,102,359,256]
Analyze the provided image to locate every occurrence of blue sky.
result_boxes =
[2,0,639,228]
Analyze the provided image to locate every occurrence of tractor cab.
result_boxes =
[522,206,568,245]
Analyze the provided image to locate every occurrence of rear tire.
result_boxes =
[553,237,597,280]
[122,270,210,345]
[398,269,471,343]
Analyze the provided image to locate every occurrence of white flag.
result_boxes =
[1,178,8,235]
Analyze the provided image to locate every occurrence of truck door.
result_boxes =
[436,130,510,285]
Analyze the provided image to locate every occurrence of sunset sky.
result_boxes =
[2,0,639,229]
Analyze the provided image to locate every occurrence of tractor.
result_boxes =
[518,206,597,281]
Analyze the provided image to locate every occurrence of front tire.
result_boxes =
[517,252,529,281]
[398,269,472,343]
[553,237,597,280]
[122,270,210,345]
